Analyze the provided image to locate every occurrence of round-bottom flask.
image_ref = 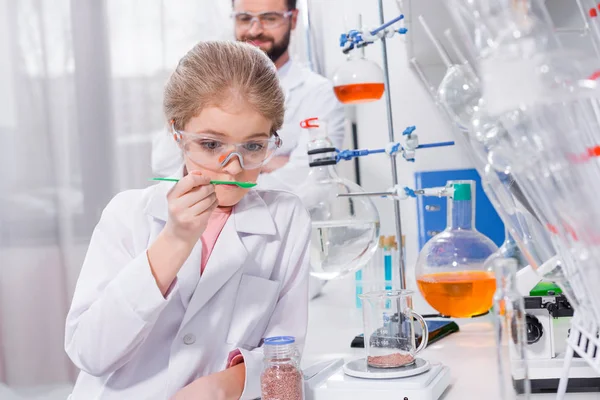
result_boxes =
[415,181,498,317]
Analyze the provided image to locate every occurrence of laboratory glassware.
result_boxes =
[332,52,385,104]
[418,15,567,295]
[415,180,499,318]
[359,290,429,368]
[492,258,531,399]
[484,229,528,272]
[261,336,304,400]
[296,118,380,280]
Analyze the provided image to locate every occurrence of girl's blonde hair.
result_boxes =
[164,41,285,133]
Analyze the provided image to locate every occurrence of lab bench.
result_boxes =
[303,277,598,400]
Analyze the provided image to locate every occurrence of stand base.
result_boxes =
[343,357,431,379]
[304,358,450,400]
[513,357,600,394]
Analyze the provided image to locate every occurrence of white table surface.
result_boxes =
[302,277,599,400]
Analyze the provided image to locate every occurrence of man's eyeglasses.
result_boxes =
[231,11,293,30]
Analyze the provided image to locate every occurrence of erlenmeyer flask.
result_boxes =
[415,180,499,317]
[296,118,381,280]
[332,52,385,104]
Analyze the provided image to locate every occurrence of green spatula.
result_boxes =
[149,177,257,189]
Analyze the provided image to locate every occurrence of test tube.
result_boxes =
[384,236,393,291]
[355,269,363,309]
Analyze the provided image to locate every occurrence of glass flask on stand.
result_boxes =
[332,50,385,104]
[415,180,499,318]
[296,118,380,280]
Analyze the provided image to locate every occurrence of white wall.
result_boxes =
[311,0,473,290]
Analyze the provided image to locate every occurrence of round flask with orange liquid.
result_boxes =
[332,53,385,104]
[415,180,499,318]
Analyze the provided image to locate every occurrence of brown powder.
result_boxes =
[260,363,303,400]
[367,353,415,368]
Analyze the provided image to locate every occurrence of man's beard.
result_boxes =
[240,28,291,64]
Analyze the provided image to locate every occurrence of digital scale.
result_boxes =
[303,358,451,400]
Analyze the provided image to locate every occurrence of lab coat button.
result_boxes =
[183,334,196,345]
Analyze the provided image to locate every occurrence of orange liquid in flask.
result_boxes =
[333,83,385,104]
[417,271,496,318]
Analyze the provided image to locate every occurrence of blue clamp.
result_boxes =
[404,187,417,198]
[389,142,402,156]
[398,27,408,34]
[336,148,380,162]
[339,33,349,47]
[402,125,416,136]
[349,30,363,45]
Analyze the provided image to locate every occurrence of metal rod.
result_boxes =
[338,191,395,198]
[417,141,455,149]
[370,14,404,35]
[378,0,406,290]
[299,0,315,72]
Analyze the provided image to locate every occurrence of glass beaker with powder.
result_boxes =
[359,290,429,368]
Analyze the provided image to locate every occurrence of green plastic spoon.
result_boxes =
[149,177,257,189]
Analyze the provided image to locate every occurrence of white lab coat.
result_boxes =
[151,60,346,192]
[64,172,311,400]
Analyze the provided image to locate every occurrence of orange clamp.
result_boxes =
[588,71,600,81]
[300,117,319,128]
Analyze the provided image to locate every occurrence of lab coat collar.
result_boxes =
[145,165,277,236]
[279,60,306,94]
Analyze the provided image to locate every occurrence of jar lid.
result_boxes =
[264,336,295,346]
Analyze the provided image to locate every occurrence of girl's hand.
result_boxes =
[170,364,245,400]
[147,171,218,296]
[163,171,218,247]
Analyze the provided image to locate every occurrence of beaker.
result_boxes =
[359,290,429,368]
[332,52,385,104]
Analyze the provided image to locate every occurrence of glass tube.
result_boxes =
[492,258,530,399]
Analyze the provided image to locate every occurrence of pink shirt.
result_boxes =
[200,206,245,368]
[200,207,232,273]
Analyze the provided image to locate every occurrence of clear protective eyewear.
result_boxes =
[172,123,282,170]
[231,11,293,30]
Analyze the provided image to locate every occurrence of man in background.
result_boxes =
[152,0,346,193]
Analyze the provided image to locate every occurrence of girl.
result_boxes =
[65,41,311,400]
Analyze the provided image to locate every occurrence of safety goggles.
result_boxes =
[172,124,282,170]
[231,11,293,30]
